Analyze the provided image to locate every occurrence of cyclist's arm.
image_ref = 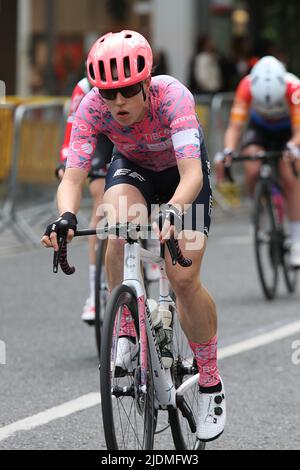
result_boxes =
[167,159,203,211]
[224,76,251,152]
[289,86,300,147]
[57,168,87,215]
[224,98,250,151]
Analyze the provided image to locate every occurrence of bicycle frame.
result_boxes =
[122,240,199,411]
[122,241,177,409]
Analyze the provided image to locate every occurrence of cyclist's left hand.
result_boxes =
[41,212,77,251]
[283,142,300,162]
[153,204,183,244]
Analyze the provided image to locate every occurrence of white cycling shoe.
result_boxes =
[115,337,139,376]
[196,378,226,442]
[81,296,95,324]
[290,242,300,268]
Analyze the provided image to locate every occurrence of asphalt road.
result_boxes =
[1,212,300,450]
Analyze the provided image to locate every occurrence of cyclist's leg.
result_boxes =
[240,121,266,196]
[102,155,154,358]
[103,183,149,288]
[102,153,154,287]
[162,167,225,441]
[280,156,300,266]
[280,157,300,220]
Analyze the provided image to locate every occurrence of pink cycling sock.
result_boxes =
[189,336,220,390]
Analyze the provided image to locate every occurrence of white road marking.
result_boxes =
[218,320,300,360]
[0,393,101,443]
[1,320,300,443]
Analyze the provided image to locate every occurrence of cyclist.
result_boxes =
[217,56,300,267]
[42,30,226,442]
[56,76,113,323]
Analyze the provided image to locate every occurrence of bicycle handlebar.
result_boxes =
[220,150,299,180]
[53,223,192,275]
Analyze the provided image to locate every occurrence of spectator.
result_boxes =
[152,50,169,76]
[189,35,223,95]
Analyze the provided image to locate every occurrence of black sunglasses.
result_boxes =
[98,82,143,100]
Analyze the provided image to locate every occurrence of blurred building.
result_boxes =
[3,0,296,96]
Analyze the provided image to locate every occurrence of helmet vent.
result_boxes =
[110,58,118,81]
[137,55,145,73]
[99,61,106,82]
[123,56,131,78]
[89,63,95,81]
[125,33,132,39]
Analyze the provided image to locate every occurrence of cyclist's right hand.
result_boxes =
[55,163,66,181]
[41,212,77,251]
[214,149,234,183]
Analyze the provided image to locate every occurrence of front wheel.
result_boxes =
[95,239,108,358]
[100,284,155,450]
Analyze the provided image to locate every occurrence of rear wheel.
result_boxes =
[100,284,155,450]
[253,182,279,300]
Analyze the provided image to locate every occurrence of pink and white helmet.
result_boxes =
[250,56,287,108]
[87,30,153,89]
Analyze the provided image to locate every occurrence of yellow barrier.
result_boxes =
[195,103,210,138]
[17,118,61,184]
[0,97,67,184]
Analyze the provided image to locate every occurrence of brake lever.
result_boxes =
[53,235,66,273]
[166,238,178,266]
[52,219,69,274]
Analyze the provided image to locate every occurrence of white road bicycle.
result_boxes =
[53,222,205,451]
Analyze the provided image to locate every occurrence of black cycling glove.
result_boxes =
[44,212,78,239]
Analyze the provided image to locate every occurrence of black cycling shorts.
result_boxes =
[240,120,292,151]
[105,153,213,236]
[88,134,114,182]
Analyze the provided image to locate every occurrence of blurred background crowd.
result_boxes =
[0,0,299,97]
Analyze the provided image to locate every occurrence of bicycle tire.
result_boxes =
[100,284,155,450]
[253,182,279,300]
[95,239,107,358]
[281,235,298,293]
[168,307,206,450]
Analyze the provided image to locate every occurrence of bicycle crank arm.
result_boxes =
[112,385,135,398]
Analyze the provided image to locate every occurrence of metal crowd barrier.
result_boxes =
[0,100,66,245]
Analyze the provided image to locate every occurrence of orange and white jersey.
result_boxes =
[230,73,300,131]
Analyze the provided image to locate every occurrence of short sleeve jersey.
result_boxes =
[66,75,207,173]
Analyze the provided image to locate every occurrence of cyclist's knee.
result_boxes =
[168,272,200,297]
[102,185,148,224]
[280,162,300,189]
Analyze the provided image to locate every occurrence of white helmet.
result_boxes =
[250,56,287,108]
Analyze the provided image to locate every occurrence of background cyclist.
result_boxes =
[42,30,226,443]
[217,56,300,267]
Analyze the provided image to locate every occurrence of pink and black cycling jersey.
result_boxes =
[66,75,209,173]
